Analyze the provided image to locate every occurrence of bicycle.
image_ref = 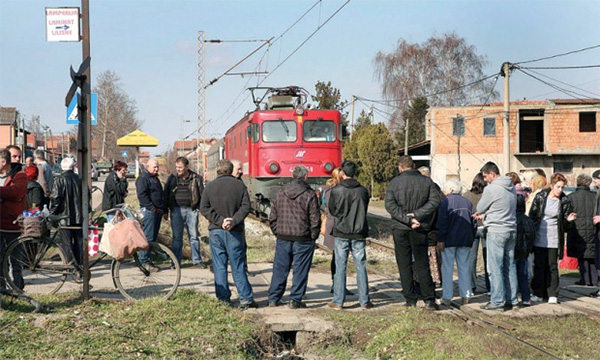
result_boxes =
[2,205,181,301]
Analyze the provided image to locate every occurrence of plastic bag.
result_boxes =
[109,219,149,261]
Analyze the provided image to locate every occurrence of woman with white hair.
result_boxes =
[436,179,478,305]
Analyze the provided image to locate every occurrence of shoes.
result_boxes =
[143,262,160,273]
[362,302,374,309]
[590,290,599,298]
[480,302,506,311]
[404,301,417,308]
[192,262,207,269]
[440,298,452,306]
[462,297,470,305]
[530,295,544,303]
[424,300,438,311]
[288,300,307,309]
[239,301,259,310]
[503,303,513,311]
[268,301,280,307]
[574,280,586,286]
[521,300,533,307]
[548,297,559,304]
[327,302,342,311]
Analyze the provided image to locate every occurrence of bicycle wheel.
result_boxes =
[113,242,181,300]
[3,236,69,295]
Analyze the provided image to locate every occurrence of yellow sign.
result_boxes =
[116,130,159,147]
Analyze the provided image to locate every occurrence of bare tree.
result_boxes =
[92,70,142,160]
[374,32,499,133]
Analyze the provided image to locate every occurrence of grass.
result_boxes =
[313,305,600,360]
[0,290,278,359]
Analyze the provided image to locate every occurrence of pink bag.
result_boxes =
[108,219,149,261]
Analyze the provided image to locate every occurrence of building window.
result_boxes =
[452,117,465,137]
[483,117,496,136]
[553,162,573,173]
[519,109,544,153]
[579,112,596,132]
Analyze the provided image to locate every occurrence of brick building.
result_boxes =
[427,99,600,187]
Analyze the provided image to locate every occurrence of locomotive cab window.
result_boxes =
[262,120,297,142]
[303,120,336,142]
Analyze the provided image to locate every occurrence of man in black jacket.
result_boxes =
[268,165,320,309]
[164,157,206,268]
[135,158,165,271]
[385,156,440,309]
[200,159,256,308]
[327,160,372,310]
[50,157,84,265]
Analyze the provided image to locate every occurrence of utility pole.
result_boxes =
[404,117,410,156]
[502,62,511,173]
[197,31,205,176]
[350,95,356,131]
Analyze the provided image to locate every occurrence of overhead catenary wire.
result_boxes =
[514,44,600,65]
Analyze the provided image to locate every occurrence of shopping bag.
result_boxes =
[109,218,149,261]
[99,218,118,257]
[88,227,100,257]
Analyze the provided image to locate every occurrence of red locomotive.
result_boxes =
[208,86,346,217]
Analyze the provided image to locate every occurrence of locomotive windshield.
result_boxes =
[262,120,297,142]
[303,120,336,142]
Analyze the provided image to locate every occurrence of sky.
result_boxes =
[1,0,599,156]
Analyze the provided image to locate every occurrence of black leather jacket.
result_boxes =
[385,169,441,232]
[328,178,370,240]
[102,171,128,211]
[528,188,573,259]
[50,170,83,225]
[164,170,204,211]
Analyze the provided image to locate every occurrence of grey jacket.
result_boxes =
[476,176,517,233]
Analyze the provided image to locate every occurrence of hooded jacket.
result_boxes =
[328,178,370,239]
[567,186,597,259]
[269,179,320,241]
[528,188,573,259]
[0,163,27,231]
[476,176,517,233]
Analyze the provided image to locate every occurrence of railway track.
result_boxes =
[558,287,600,323]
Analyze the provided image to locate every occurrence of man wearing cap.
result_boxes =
[327,160,372,310]
[267,165,320,309]
[386,155,440,310]
[591,170,600,297]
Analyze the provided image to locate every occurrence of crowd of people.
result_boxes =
[2,147,600,311]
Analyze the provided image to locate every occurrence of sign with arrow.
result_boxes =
[67,93,97,125]
[45,7,80,42]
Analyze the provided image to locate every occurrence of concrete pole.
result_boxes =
[502,62,510,173]
[350,95,356,131]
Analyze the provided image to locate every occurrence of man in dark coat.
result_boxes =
[567,174,597,287]
[385,155,440,310]
[200,159,256,308]
[590,170,600,297]
[164,157,206,268]
[50,157,84,265]
[268,165,320,309]
[135,158,165,271]
[327,160,372,310]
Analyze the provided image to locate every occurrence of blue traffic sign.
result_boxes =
[67,93,97,125]
[121,150,128,158]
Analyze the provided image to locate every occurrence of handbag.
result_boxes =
[320,213,328,236]
[99,211,126,257]
[109,218,149,261]
[88,227,100,257]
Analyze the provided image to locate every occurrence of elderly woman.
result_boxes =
[567,174,597,287]
[322,168,353,295]
[102,161,129,214]
[529,173,577,304]
[437,179,477,305]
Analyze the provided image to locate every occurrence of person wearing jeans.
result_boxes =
[475,162,518,311]
[136,159,165,270]
[267,165,320,309]
[200,159,255,308]
[437,179,477,306]
[164,157,205,268]
[328,160,372,310]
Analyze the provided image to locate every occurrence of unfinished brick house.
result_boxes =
[426,99,600,187]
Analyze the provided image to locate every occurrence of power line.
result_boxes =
[514,44,600,65]
[515,67,600,98]
[519,65,600,70]
[515,67,595,100]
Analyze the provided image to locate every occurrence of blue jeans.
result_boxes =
[209,229,253,304]
[441,246,472,300]
[268,239,315,303]
[138,208,162,264]
[170,207,203,265]
[486,231,518,306]
[332,237,370,307]
[516,258,531,302]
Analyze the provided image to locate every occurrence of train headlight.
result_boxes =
[266,161,280,174]
[295,107,304,116]
[323,162,334,173]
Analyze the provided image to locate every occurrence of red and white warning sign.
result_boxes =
[45,7,80,42]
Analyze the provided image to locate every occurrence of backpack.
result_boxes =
[515,213,535,259]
